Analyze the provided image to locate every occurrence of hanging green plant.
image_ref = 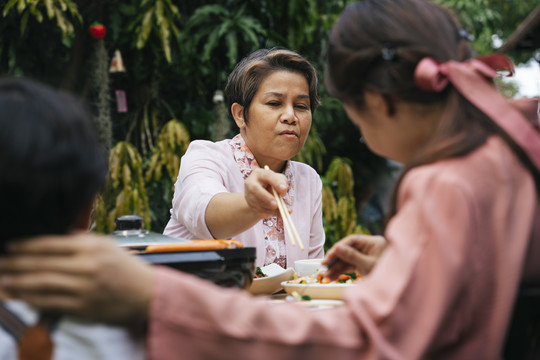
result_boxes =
[145,119,190,183]
[95,141,151,233]
[321,157,369,250]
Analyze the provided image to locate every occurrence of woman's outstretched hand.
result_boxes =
[0,233,155,324]
[244,167,288,219]
[322,234,386,281]
[205,166,288,239]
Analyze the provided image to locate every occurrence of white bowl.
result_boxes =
[248,264,295,295]
[294,259,325,277]
[281,281,354,300]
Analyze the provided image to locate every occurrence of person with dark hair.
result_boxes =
[0,77,144,359]
[163,48,325,267]
[0,78,107,247]
[1,1,539,359]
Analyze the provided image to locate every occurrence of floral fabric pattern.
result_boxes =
[230,134,295,268]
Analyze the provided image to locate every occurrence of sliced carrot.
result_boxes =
[145,239,243,253]
[336,274,351,281]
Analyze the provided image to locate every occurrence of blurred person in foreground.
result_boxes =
[1,0,539,359]
[163,48,325,268]
[0,77,144,359]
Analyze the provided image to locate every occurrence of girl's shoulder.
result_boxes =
[403,136,532,195]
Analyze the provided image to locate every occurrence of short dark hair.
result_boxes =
[225,48,320,124]
[0,77,108,249]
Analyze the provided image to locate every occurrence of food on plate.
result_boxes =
[287,271,362,285]
[145,239,243,253]
[289,291,312,301]
[254,267,267,279]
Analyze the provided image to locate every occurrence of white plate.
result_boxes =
[268,299,344,309]
[248,264,295,295]
[281,281,355,300]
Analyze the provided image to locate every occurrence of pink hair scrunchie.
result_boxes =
[414,57,449,92]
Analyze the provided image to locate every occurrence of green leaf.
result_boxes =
[189,4,227,21]
[160,18,172,63]
[53,7,67,36]
[63,0,81,23]
[17,0,26,14]
[201,25,222,62]
[155,0,164,26]
[238,16,266,35]
[237,21,260,47]
[166,0,180,17]
[20,10,29,35]
[44,0,54,18]
[57,0,67,12]
[225,32,238,68]
[169,20,179,39]
[140,0,153,8]
[29,6,43,22]
[136,8,154,49]
[2,0,19,17]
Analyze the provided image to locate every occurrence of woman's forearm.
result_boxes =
[204,193,262,239]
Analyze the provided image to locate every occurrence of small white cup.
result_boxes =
[294,259,324,277]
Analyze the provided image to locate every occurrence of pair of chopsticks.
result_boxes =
[264,165,304,250]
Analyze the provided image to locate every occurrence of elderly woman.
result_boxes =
[164,48,325,267]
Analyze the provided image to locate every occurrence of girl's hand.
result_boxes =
[322,234,386,281]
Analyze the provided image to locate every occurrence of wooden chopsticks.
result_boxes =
[264,165,304,250]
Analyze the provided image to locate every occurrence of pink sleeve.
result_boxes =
[309,174,325,259]
[147,266,363,360]
[169,141,231,239]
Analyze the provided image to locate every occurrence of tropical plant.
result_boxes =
[145,119,190,183]
[95,141,151,233]
[2,0,81,36]
[128,0,180,63]
[322,157,369,250]
[181,4,266,69]
[143,119,191,230]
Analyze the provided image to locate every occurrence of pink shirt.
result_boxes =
[163,138,325,267]
[149,136,539,359]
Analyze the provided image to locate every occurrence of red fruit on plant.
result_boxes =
[89,22,106,39]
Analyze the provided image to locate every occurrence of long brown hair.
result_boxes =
[325,0,521,222]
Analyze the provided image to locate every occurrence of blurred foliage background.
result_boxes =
[1,0,537,249]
